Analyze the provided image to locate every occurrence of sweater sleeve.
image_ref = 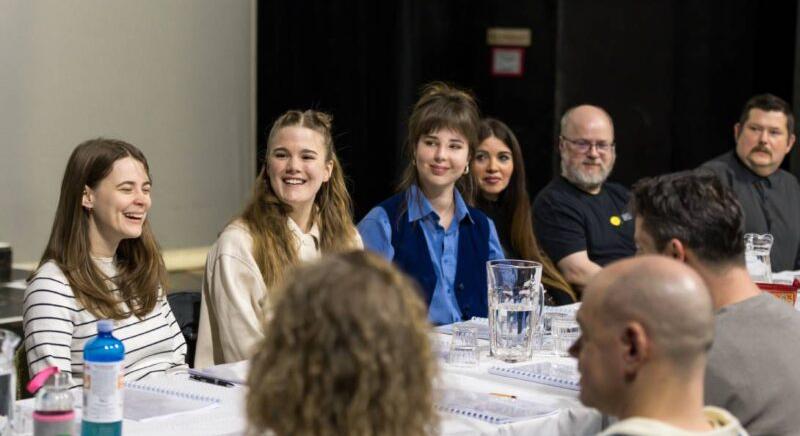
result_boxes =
[23,271,77,377]
[204,249,268,363]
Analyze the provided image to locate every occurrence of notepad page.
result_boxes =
[122,375,247,435]
[435,388,558,425]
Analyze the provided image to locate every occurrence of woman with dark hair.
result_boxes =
[247,250,437,436]
[196,109,362,367]
[358,83,504,325]
[472,118,577,304]
[23,138,186,387]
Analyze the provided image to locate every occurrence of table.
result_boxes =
[435,334,602,435]
[16,335,598,435]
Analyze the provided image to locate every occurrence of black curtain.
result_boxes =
[258,1,556,219]
[258,0,798,218]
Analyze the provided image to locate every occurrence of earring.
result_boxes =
[464,166,469,175]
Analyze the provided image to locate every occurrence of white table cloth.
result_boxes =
[14,335,602,435]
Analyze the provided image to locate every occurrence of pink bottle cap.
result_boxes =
[27,366,60,394]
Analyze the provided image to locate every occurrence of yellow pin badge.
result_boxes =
[610,215,622,227]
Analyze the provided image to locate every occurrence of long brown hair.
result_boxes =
[240,109,358,290]
[34,138,167,319]
[397,82,480,203]
[475,118,576,303]
[247,251,437,436]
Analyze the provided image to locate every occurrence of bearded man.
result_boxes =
[533,105,635,291]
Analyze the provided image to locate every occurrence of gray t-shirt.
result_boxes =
[702,151,800,271]
[705,292,800,435]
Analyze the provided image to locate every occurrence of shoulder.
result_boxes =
[213,220,255,254]
[774,168,800,190]
[26,261,72,294]
[601,181,631,199]
[24,261,77,307]
[700,152,737,177]
[466,205,490,226]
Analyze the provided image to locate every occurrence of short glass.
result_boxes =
[551,319,580,357]
[447,325,479,367]
[533,312,568,353]
[745,233,773,283]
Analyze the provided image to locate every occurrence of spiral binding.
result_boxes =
[124,381,221,404]
[488,364,580,391]
[434,404,509,425]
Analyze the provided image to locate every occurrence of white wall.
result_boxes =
[0,0,256,263]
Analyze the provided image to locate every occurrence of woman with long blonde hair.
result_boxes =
[196,109,362,367]
[472,118,577,304]
[24,138,186,386]
[247,250,437,436]
[358,82,504,325]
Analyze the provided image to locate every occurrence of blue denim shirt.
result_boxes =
[358,185,505,325]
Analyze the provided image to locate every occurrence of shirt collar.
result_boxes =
[287,215,321,243]
[406,184,473,224]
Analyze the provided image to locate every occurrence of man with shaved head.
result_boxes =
[534,105,635,292]
[631,170,800,435]
[571,256,746,435]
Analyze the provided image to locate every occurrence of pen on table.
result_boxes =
[189,373,235,388]
[489,392,517,399]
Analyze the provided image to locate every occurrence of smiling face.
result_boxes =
[414,128,469,195]
[735,108,796,177]
[472,136,513,200]
[267,126,333,220]
[82,156,152,256]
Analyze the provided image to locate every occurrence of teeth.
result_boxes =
[284,179,305,185]
[124,213,144,219]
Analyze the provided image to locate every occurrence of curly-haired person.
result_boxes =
[246,250,437,436]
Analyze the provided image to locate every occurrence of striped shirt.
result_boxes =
[23,259,187,388]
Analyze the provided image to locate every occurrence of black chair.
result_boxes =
[167,291,202,368]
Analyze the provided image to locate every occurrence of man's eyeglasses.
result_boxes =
[560,136,615,153]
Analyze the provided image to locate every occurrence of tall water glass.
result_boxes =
[745,233,773,283]
[488,260,544,362]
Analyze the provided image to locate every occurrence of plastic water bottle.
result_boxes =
[81,320,124,436]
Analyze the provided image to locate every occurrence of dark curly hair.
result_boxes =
[630,170,745,267]
[246,250,437,436]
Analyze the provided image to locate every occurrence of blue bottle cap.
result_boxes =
[97,319,114,333]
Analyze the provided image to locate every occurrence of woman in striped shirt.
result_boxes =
[23,138,186,387]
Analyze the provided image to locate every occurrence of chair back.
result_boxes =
[167,291,202,368]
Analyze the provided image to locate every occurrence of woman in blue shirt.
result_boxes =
[358,82,504,325]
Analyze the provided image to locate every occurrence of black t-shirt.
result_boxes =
[702,151,800,271]
[533,176,635,266]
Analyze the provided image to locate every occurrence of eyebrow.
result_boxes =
[116,180,151,188]
[271,146,319,154]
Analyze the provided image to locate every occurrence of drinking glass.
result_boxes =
[551,319,580,357]
[0,329,19,436]
[447,325,479,366]
[745,233,773,283]
[488,260,544,362]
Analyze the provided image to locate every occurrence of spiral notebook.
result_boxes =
[435,388,558,425]
[123,379,221,422]
[488,362,580,391]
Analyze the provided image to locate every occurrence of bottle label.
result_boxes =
[83,361,123,422]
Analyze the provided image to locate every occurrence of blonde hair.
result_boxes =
[35,138,167,319]
[247,251,437,436]
[240,110,358,289]
[398,82,480,202]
